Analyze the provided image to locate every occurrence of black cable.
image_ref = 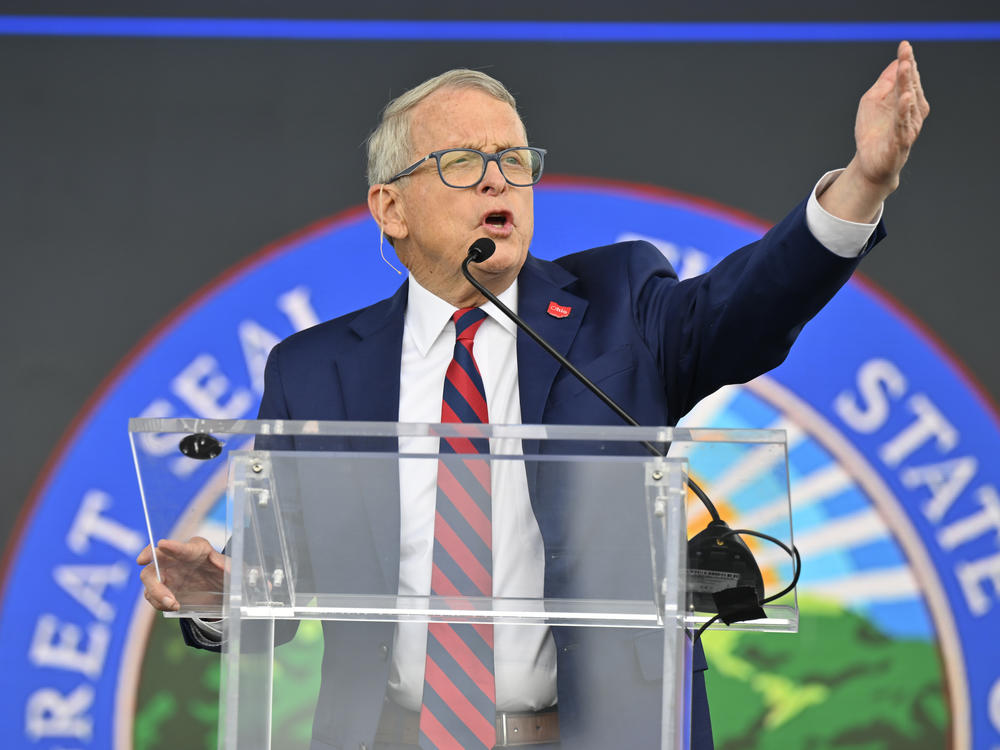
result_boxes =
[693,613,723,642]
[461,254,725,522]
[693,530,802,642]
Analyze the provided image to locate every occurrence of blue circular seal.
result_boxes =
[1,179,996,748]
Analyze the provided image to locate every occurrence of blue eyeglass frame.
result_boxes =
[384,146,547,188]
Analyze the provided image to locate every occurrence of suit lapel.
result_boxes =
[515,256,587,561]
[342,283,407,424]
[516,255,588,426]
[340,281,408,589]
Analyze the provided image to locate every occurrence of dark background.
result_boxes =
[2,5,998,559]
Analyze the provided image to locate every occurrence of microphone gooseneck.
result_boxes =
[463,238,802,631]
[461,240,721,521]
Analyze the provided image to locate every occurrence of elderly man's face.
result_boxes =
[389,87,534,305]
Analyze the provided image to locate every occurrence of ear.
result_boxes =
[367,184,408,242]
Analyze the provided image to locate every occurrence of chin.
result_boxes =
[478,245,527,278]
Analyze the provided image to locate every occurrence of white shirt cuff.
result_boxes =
[806,169,883,258]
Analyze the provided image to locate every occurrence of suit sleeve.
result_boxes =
[631,197,884,423]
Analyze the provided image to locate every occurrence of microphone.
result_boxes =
[467,237,496,263]
[462,239,799,631]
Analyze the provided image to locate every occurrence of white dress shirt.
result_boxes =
[391,277,557,712]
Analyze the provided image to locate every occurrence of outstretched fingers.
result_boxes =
[894,42,930,146]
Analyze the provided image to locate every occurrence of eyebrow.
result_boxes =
[456,142,522,153]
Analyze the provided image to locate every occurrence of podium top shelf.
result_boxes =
[128,417,787,446]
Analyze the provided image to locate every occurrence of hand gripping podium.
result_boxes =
[129,419,798,750]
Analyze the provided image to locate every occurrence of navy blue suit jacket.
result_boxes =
[186,198,881,749]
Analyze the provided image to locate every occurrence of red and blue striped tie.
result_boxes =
[419,307,497,750]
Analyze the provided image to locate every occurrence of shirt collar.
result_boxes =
[406,273,519,357]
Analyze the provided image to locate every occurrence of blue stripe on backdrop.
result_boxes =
[1,17,999,42]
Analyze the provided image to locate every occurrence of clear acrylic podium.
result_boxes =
[129,419,798,750]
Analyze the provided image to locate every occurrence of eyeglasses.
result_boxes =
[385,147,547,188]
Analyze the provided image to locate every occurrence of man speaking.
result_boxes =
[138,42,929,750]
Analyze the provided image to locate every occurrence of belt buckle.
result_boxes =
[495,709,558,747]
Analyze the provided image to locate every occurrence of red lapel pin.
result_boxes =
[547,301,572,319]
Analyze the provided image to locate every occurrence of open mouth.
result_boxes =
[480,210,513,236]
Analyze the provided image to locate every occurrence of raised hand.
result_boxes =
[854,40,930,191]
[819,41,930,223]
[136,536,227,612]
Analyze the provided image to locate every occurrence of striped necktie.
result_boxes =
[419,307,497,750]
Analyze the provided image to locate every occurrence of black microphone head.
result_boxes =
[467,238,496,263]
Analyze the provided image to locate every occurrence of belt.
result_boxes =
[375,698,559,747]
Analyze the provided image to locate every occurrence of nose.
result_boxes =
[477,158,507,195]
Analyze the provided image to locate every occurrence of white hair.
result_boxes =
[366,69,522,187]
